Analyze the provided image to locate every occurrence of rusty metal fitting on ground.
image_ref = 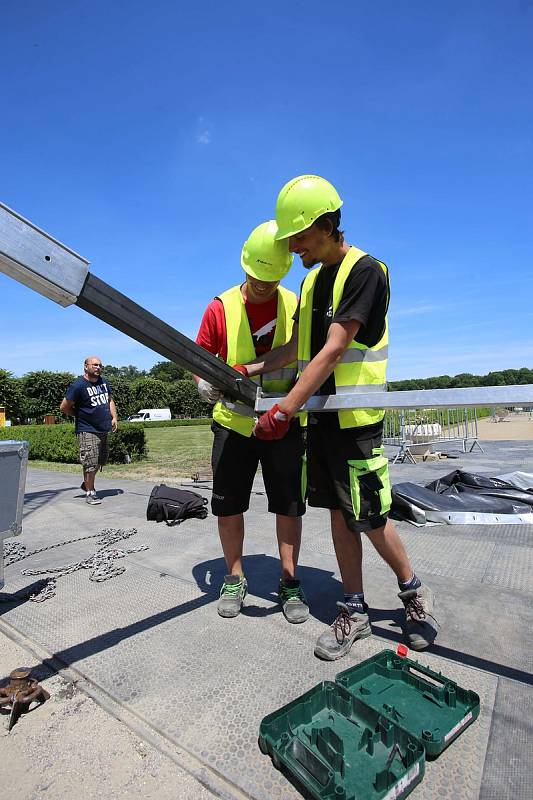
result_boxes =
[0,666,50,731]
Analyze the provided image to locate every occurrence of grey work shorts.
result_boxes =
[77,431,109,472]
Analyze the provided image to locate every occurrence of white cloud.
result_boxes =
[195,115,212,145]
[197,130,211,145]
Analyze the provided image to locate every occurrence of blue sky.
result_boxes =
[1,1,532,380]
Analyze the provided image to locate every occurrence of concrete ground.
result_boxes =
[1,439,532,800]
[0,632,215,800]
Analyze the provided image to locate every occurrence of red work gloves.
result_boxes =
[254,404,291,441]
[233,364,249,377]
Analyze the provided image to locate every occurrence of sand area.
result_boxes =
[476,411,533,441]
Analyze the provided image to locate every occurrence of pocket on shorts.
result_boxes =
[347,451,392,521]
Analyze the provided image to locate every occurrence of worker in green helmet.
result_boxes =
[193,220,309,624]
[245,176,439,659]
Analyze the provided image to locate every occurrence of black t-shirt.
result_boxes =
[65,376,113,434]
[294,254,389,395]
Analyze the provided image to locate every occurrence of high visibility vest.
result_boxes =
[212,284,298,437]
[297,246,389,429]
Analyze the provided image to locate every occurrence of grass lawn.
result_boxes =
[29,425,214,481]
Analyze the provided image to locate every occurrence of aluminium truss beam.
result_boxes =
[0,202,256,407]
[255,384,533,412]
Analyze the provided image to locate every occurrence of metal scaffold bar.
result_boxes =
[255,385,533,412]
[75,274,256,405]
[0,202,257,407]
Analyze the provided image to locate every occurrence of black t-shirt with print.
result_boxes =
[65,376,113,434]
[294,254,389,395]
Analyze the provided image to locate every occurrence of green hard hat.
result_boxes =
[241,220,294,281]
[274,174,343,240]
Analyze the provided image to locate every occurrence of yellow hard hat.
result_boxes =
[241,220,294,281]
[275,175,343,240]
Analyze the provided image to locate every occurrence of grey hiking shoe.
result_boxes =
[314,602,371,660]
[85,492,101,505]
[217,575,247,618]
[278,578,309,624]
[399,584,440,651]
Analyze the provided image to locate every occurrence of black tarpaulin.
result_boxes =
[391,470,533,525]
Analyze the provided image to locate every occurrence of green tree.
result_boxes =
[148,360,187,382]
[110,378,135,419]
[449,373,477,388]
[0,369,24,421]
[22,371,75,420]
[102,364,147,381]
[483,371,505,386]
[389,367,533,392]
[131,378,170,411]
[517,367,533,384]
[429,375,452,389]
[169,379,211,418]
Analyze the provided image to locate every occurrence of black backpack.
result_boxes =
[146,484,208,526]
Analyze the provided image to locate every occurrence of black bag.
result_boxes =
[146,484,208,526]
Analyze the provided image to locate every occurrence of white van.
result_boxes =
[128,408,171,422]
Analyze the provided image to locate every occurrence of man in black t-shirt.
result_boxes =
[248,175,439,660]
[60,356,117,505]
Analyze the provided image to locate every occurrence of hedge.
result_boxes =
[0,423,146,464]
[123,417,212,429]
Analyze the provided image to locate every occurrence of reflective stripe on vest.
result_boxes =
[213,284,298,437]
[297,246,389,429]
[298,345,388,372]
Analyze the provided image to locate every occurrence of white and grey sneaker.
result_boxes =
[278,578,309,624]
[217,575,247,618]
[86,491,102,506]
[314,601,371,660]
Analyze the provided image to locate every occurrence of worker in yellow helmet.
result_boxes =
[247,176,439,658]
[193,220,308,624]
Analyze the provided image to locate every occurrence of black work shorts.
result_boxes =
[306,414,391,533]
[210,420,306,517]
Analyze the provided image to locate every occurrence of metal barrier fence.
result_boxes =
[383,407,484,464]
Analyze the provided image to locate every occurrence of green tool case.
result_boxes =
[259,680,424,800]
[336,650,479,759]
[259,649,480,800]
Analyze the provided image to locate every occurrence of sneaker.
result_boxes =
[217,575,247,618]
[398,584,440,651]
[278,578,309,624]
[314,601,371,660]
[85,492,102,506]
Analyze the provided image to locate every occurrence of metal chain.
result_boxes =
[3,528,148,602]
[3,531,114,566]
